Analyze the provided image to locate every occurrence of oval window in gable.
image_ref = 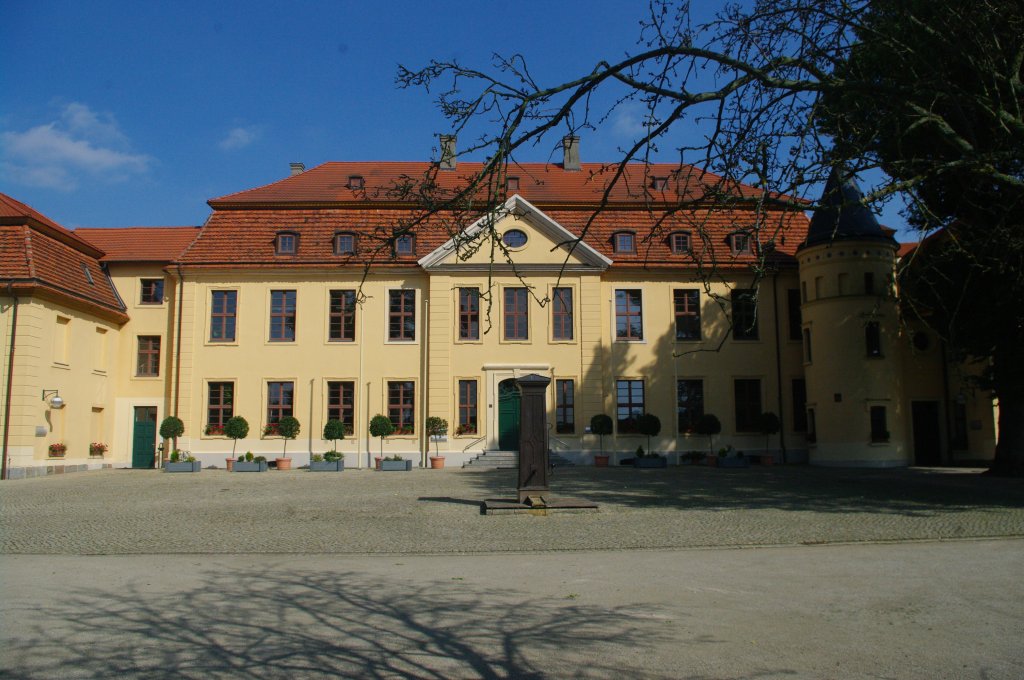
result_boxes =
[502,229,528,248]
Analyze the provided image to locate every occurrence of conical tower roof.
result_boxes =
[801,167,896,249]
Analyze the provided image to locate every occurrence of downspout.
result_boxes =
[358,297,365,468]
[308,378,314,459]
[940,339,952,464]
[173,265,184,418]
[421,297,429,468]
[771,271,787,463]
[1,283,19,481]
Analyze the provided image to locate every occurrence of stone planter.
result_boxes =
[164,461,201,473]
[633,457,668,469]
[233,461,268,472]
[309,460,344,472]
[380,459,412,471]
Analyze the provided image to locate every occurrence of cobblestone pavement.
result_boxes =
[2,465,1022,555]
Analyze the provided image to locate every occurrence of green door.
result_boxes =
[132,406,158,468]
[498,379,521,451]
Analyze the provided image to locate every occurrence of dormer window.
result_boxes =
[669,231,691,254]
[395,234,415,256]
[651,176,668,191]
[506,176,520,192]
[275,232,298,255]
[613,231,636,254]
[729,232,751,255]
[348,175,364,190]
[334,232,357,255]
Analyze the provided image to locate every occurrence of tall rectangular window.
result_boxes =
[552,288,574,341]
[864,272,875,295]
[870,406,889,442]
[731,289,758,340]
[140,279,164,305]
[210,290,237,342]
[616,379,645,433]
[388,290,416,341]
[136,336,161,376]
[673,289,701,340]
[677,379,704,433]
[504,288,529,340]
[329,290,356,342]
[866,321,882,357]
[387,381,415,434]
[803,328,813,363]
[458,288,480,341]
[792,379,808,432]
[207,382,234,433]
[267,381,294,430]
[327,381,355,435]
[555,379,575,434]
[615,289,644,340]
[269,290,296,342]
[734,378,762,432]
[457,379,478,435]
[787,289,802,341]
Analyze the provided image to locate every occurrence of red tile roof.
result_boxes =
[75,226,200,262]
[209,162,772,208]
[0,193,127,323]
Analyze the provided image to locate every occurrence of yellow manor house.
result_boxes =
[0,143,998,477]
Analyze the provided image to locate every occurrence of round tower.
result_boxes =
[797,169,907,467]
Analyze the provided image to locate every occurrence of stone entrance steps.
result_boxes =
[462,450,576,469]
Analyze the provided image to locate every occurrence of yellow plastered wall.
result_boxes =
[0,296,120,468]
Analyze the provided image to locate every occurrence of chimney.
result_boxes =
[439,134,457,170]
[563,135,580,171]
[289,162,305,176]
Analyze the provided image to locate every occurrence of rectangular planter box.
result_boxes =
[233,461,268,472]
[633,457,668,469]
[718,457,751,468]
[379,460,413,471]
[309,460,345,472]
[164,461,201,472]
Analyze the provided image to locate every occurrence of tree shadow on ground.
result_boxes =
[0,564,711,680]
[449,465,1024,517]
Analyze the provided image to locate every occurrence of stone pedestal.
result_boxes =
[516,374,551,503]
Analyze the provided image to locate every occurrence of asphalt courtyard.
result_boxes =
[2,465,1023,678]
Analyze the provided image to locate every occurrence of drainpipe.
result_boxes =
[358,297,365,468]
[771,271,787,463]
[173,266,185,418]
[1,283,19,480]
[421,297,429,468]
[308,378,314,460]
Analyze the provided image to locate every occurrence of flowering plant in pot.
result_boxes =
[48,442,67,457]
[89,442,108,457]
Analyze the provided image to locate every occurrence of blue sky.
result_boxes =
[2,1,910,237]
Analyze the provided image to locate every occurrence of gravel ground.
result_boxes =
[3,465,1022,555]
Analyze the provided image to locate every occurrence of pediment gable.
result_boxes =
[418,195,611,272]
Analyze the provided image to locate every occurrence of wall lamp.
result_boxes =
[41,390,66,409]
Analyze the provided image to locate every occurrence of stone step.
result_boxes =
[462,450,576,469]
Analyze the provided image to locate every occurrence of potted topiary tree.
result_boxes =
[634,413,667,468]
[590,414,613,467]
[312,419,346,471]
[274,416,300,470]
[223,416,249,471]
[159,416,184,465]
[425,416,448,469]
[757,412,781,465]
[369,414,395,469]
[694,414,722,465]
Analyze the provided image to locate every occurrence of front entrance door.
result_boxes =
[498,379,521,451]
[912,401,942,465]
[132,406,158,468]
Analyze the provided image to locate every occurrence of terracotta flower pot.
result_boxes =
[225,458,235,471]
[594,455,610,467]
[375,457,382,470]
[429,456,445,469]
[275,457,292,471]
